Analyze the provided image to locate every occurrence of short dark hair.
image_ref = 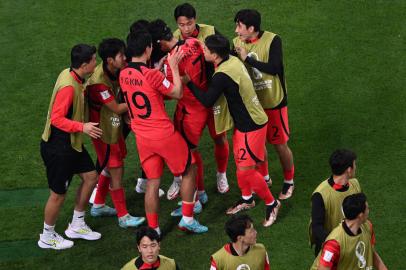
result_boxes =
[98,38,125,64]
[225,215,253,243]
[329,149,357,175]
[174,3,196,20]
[234,9,261,32]
[71,44,96,69]
[148,19,173,46]
[342,193,367,220]
[205,34,230,59]
[126,30,152,58]
[136,226,160,246]
[129,19,149,34]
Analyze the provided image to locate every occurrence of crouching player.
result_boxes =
[120,30,208,234]
[86,38,145,228]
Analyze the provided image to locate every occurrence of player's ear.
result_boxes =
[248,25,255,33]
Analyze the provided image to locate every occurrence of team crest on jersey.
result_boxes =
[355,240,367,268]
[236,264,250,270]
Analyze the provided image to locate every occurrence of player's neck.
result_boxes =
[344,219,361,235]
[105,63,117,76]
[131,56,147,64]
[332,174,348,186]
[72,68,86,79]
[232,242,250,256]
[168,38,179,51]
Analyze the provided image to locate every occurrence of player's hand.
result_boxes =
[167,48,184,69]
[83,122,102,139]
[155,55,168,71]
[235,46,248,61]
[181,74,191,84]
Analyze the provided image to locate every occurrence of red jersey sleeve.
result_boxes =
[87,83,115,105]
[264,251,270,270]
[50,86,83,133]
[368,221,376,247]
[209,256,217,270]
[319,239,340,268]
[145,69,174,96]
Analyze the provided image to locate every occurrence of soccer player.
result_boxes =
[39,44,102,250]
[147,19,220,207]
[183,34,280,227]
[120,30,208,234]
[172,2,230,196]
[311,193,387,270]
[210,215,270,269]
[233,9,295,200]
[86,38,145,228]
[310,149,361,256]
[121,226,178,270]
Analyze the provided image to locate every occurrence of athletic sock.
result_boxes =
[283,165,295,182]
[146,212,159,229]
[72,210,85,228]
[43,222,55,235]
[94,174,111,205]
[110,188,128,218]
[242,168,275,205]
[193,151,205,191]
[215,141,229,173]
[236,170,252,197]
[181,201,195,221]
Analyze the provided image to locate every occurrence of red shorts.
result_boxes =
[136,131,191,179]
[265,106,290,145]
[232,125,267,167]
[207,109,227,140]
[92,137,127,169]
[174,103,208,148]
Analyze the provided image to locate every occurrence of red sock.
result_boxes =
[215,141,229,173]
[236,170,252,197]
[110,188,128,218]
[193,151,204,191]
[146,212,159,229]
[94,174,111,205]
[257,160,269,177]
[284,165,295,181]
[241,169,274,204]
[181,201,195,217]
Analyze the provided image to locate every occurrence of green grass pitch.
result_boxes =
[0,0,405,269]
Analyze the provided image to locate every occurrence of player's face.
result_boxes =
[82,54,97,74]
[112,51,126,70]
[350,161,356,178]
[235,22,254,42]
[362,202,370,222]
[203,45,215,63]
[242,223,257,246]
[137,236,160,264]
[176,16,197,38]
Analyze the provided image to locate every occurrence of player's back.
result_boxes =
[164,38,208,107]
[119,62,174,140]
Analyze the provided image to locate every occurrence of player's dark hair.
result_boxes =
[126,30,152,58]
[148,19,173,45]
[205,34,230,59]
[98,38,126,64]
[342,193,367,220]
[225,215,253,243]
[234,9,261,32]
[329,149,357,175]
[174,3,196,20]
[129,19,149,34]
[70,44,96,69]
[136,226,160,246]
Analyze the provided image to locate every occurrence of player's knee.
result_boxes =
[214,134,227,145]
[49,192,66,205]
[82,170,98,185]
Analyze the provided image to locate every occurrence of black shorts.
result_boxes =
[40,140,95,194]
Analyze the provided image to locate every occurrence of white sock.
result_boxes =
[174,176,182,182]
[263,175,270,181]
[284,179,294,184]
[92,203,104,208]
[72,210,85,227]
[242,195,253,201]
[217,172,226,178]
[182,216,193,224]
[43,222,55,235]
[266,199,276,206]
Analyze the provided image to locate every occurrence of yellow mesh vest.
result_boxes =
[121,255,176,270]
[213,55,267,134]
[212,243,266,270]
[86,63,122,144]
[309,178,361,246]
[311,221,374,270]
[41,68,84,152]
[173,23,215,42]
[233,31,285,109]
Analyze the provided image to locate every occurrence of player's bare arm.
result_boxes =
[373,251,388,270]
[104,99,128,114]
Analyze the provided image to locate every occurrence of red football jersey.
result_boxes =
[163,38,208,107]
[119,62,175,140]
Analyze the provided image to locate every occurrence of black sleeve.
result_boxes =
[244,35,283,75]
[311,192,329,255]
[175,262,180,270]
[187,72,234,108]
[214,27,221,36]
[205,61,215,83]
